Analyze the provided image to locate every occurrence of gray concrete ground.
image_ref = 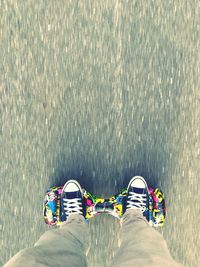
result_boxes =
[0,1,200,266]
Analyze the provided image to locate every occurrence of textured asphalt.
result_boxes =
[0,1,200,267]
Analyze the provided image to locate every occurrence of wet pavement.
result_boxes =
[0,1,200,266]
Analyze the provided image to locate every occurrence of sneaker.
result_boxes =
[126,176,149,216]
[61,179,85,220]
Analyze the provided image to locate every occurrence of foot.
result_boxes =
[61,179,85,220]
[126,176,149,216]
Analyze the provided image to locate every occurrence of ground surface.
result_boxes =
[0,1,200,267]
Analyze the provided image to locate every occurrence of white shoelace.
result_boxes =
[127,192,147,212]
[63,198,83,216]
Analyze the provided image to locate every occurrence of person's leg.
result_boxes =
[110,176,183,267]
[110,209,183,267]
[4,179,89,267]
[4,214,89,267]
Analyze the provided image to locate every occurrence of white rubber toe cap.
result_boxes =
[63,179,82,193]
[128,176,148,189]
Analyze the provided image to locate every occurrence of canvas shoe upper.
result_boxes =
[126,176,149,217]
[61,179,85,219]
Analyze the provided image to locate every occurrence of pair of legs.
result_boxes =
[4,177,183,267]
